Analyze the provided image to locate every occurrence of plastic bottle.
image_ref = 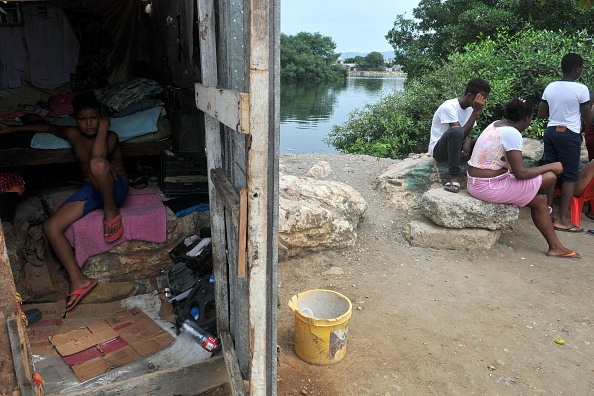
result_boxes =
[181,319,221,353]
[191,306,200,320]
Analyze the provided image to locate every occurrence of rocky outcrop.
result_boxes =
[279,174,367,257]
[372,154,452,209]
[403,189,518,250]
[422,189,518,230]
[403,217,502,251]
[306,161,334,179]
[83,209,210,282]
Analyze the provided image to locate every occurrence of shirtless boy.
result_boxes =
[0,92,128,311]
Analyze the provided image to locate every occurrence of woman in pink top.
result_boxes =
[467,97,579,259]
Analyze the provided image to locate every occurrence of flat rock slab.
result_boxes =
[403,218,502,251]
[422,189,519,230]
[372,154,464,209]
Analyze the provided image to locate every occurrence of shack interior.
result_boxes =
[0,0,279,394]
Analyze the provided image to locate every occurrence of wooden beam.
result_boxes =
[197,0,230,336]
[6,316,34,396]
[237,188,247,277]
[220,331,247,396]
[209,168,240,224]
[246,0,274,392]
[195,83,250,135]
[62,355,228,396]
[0,140,171,168]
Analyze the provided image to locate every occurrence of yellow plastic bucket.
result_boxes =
[288,289,352,365]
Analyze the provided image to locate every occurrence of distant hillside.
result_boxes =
[339,50,395,59]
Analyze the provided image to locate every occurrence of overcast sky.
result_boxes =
[280,1,419,56]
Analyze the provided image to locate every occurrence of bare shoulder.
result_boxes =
[56,125,82,141]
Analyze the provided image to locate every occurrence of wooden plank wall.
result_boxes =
[1,227,35,395]
[197,0,278,394]
[246,0,277,393]
[267,0,280,390]
[217,0,250,380]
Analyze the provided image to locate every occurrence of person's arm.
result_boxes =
[460,93,486,139]
[0,122,67,138]
[579,102,594,125]
[91,117,111,158]
[507,150,562,180]
[537,101,549,119]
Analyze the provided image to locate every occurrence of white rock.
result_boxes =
[279,174,367,257]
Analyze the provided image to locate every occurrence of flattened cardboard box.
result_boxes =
[49,307,175,382]
[26,300,125,355]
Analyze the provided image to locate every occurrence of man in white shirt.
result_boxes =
[538,52,594,232]
[429,78,491,193]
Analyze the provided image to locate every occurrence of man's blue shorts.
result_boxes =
[543,126,582,182]
[64,171,129,216]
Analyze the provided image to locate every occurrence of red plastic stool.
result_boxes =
[554,177,594,227]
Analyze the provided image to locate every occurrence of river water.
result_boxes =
[280,76,405,154]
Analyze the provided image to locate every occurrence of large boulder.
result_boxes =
[82,208,210,282]
[522,138,543,167]
[279,174,367,257]
[403,218,502,251]
[422,189,518,230]
[306,161,334,179]
[372,154,454,209]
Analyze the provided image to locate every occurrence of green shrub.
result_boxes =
[327,26,594,158]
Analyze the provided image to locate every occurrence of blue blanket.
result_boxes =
[30,106,164,149]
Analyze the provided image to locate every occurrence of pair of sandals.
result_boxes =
[444,181,460,193]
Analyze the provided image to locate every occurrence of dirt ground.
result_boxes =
[273,153,594,396]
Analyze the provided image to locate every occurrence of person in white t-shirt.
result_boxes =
[537,53,594,232]
[429,78,491,193]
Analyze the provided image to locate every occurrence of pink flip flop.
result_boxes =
[65,280,98,312]
[104,214,123,243]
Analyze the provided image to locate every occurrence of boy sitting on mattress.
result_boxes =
[0,92,129,312]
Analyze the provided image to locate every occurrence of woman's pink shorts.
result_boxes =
[467,172,542,207]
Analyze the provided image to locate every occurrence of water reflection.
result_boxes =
[280,79,347,125]
[280,77,404,154]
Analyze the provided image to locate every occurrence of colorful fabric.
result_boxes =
[98,77,164,112]
[468,172,542,208]
[0,172,25,195]
[63,171,129,216]
[468,122,523,171]
[60,188,167,266]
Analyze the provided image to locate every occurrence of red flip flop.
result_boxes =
[65,280,98,312]
[104,214,123,243]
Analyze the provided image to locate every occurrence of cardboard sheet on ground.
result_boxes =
[25,300,125,355]
[47,307,174,382]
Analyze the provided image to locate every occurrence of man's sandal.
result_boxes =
[104,214,123,243]
[444,181,460,193]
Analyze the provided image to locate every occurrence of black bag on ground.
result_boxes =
[174,275,217,334]
[168,232,213,276]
